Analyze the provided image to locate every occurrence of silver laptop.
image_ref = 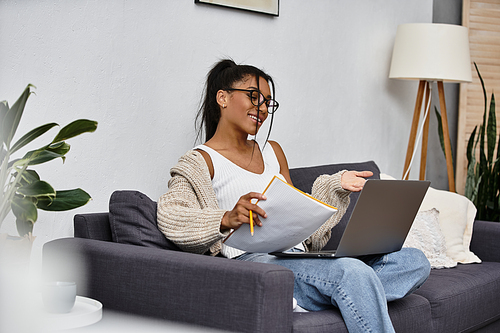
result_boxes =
[270,179,430,258]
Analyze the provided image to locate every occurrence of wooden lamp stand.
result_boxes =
[402,80,456,192]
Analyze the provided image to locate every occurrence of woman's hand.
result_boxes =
[341,171,374,192]
[221,192,267,231]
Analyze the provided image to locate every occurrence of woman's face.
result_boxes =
[221,75,271,136]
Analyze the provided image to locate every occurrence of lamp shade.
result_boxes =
[389,23,472,82]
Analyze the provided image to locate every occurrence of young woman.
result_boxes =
[157,59,430,332]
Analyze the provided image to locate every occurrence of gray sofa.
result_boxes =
[42,161,500,332]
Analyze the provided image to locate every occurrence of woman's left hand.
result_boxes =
[341,171,374,192]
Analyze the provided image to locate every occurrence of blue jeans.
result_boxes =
[236,248,430,333]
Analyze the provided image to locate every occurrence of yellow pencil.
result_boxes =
[249,210,254,236]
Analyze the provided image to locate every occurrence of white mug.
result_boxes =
[42,281,77,313]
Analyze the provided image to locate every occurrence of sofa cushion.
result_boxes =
[415,262,500,332]
[403,208,457,269]
[290,161,380,250]
[419,186,480,264]
[109,190,180,251]
[381,173,480,265]
[292,293,432,333]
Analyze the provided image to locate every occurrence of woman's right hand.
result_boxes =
[221,192,267,231]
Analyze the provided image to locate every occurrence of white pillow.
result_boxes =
[404,208,457,269]
[381,173,481,264]
[419,186,481,264]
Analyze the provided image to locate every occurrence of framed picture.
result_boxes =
[195,0,279,17]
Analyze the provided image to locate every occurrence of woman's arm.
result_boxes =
[157,174,229,255]
[305,172,351,251]
[305,171,374,251]
[157,150,229,255]
[269,141,293,184]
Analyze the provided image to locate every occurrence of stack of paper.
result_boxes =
[224,176,337,253]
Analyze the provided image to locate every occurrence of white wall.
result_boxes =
[0,0,432,266]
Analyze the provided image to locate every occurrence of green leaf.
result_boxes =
[435,107,446,158]
[465,130,482,203]
[10,122,59,155]
[1,85,35,148]
[473,175,483,205]
[14,140,71,167]
[486,93,496,164]
[475,63,488,123]
[23,169,40,182]
[47,141,71,156]
[18,147,67,166]
[435,106,454,163]
[16,180,56,198]
[475,64,488,172]
[52,119,98,144]
[37,188,92,211]
[465,146,478,200]
[0,100,9,133]
[29,150,66,165]
[1,146,6,162]
[479,124,488,175]
[11,195,38,225]
[466,126,477,167]
[491,157,500,206]
[13,169,40,187]
[16,219,34,237]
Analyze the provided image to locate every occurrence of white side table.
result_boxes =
[64,309,227,332]
[40,296,102,331]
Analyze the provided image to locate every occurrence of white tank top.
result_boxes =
[195,142,284,258]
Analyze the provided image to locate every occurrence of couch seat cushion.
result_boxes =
[292,293,431,333]
[415,262,500,332]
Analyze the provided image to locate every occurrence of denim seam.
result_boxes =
[334,283,372,332]
[296,273,372,332]
[372,254,388,274]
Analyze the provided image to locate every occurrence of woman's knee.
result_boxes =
[398,248,431,289]
[403,248,431,273]
[332,258,381,284]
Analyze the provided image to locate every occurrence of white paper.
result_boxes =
[224,176,337,253]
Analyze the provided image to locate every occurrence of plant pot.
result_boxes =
[0,233,40,333]
[0,233,35,273]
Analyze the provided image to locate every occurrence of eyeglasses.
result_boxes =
[225,89,279,114]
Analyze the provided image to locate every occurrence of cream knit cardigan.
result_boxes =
[157,150,352,256]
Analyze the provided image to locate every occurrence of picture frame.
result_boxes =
[195,0,279,17]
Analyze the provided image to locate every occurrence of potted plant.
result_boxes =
[0,84,98,245]
[464,63,499,221]
[435,63,498,221]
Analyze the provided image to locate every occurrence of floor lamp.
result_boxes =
[389,23,472,192]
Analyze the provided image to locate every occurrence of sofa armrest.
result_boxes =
[470,220,500,262]
[74,213,112,241]
[43,238,294,333]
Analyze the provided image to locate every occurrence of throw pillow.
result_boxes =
[403,208,457,269]
[381,173,481,264]
[419,186,481,264]
[109,190,180,251]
